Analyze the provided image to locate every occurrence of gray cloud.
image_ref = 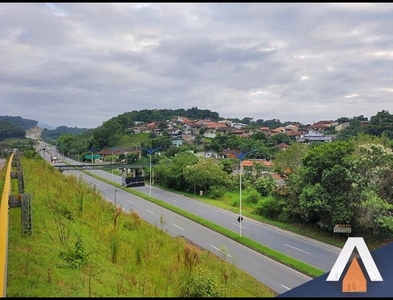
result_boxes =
[1,3,393,128]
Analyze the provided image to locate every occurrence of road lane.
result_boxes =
[81,164,341,272]
[64,170,313,294]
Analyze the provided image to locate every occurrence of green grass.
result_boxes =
[117,133,150,148]
[4,159,277,297]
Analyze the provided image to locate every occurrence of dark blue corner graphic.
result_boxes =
[277,242,393,297]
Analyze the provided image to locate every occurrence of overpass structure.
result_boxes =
[52,162,154,172]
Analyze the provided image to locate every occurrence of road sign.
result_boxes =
[237,216,243,223]
[333,224,351,233]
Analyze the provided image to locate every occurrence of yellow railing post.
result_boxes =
[0,153,14,297]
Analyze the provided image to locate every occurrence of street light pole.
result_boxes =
[143,147,160,197]
[225,149,257,238]
[90,148,97,173]
[110,147,116,182]
[114,182,133,209]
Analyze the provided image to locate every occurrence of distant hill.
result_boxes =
[37,121,55,130]
[0,115,38,131]
[40,125,91,143]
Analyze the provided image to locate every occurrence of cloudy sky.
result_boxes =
[1,3,393,129]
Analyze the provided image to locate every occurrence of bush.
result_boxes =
[59,234,89,269]
[230,199,239,207]
[180,269,221,297]
[208,185,227,199]
[244,188,260,204]
[254,197,284,219]
[253,176,275,197]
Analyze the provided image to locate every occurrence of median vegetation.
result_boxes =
[4,158,277,297]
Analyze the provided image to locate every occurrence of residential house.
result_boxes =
[181,133,195,144]
[285,124,299,132]
[309,120,338,132]
[171,137,184,147]
[218,120,232,127]
[360,120,370,127]
[146,122,157,132]
[131,125,147,134]
[297,130,333,143]
[270,126,286,135]
[309,122,330,131]
[168,129,183,138]
[335,122,350,131]
[204,150,219,158]
[97,148,124,159]
[277,143,290,151]
[232,122,248,129]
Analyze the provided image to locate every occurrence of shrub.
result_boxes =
[59,234,89,269]
[254,197,284,219]
[244,188,260,204]
[180,269,221,297]
[208,185,227,199]
[253,176,275,197]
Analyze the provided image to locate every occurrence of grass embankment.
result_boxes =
[117,133,150,148]
[4,159,277,297]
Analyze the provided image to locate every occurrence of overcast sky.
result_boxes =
[1,3,393,129]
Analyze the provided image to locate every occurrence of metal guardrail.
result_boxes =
[0,152,14,297]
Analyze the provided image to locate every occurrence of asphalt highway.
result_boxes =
[36,144,342,294]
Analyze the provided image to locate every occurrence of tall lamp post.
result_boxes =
[225,149,257,238]
[143,147,160,197]
[110,147,117,182]
[114,182,133,209]
[89,148,98,173]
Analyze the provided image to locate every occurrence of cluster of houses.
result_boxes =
[97,116,363,164]
[129,116,365,147]
[94,117,370,185]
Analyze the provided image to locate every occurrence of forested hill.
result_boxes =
[41,126,91,144]
[0,115,38,131]
[121,107,221,123]
[0,120,26,141]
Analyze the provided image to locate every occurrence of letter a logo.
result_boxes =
[326,237,383,292]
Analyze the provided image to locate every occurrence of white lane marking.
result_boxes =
[103,187,108,190]
[146,209,154,215]
[95,183,98,186]
[232,222,246,229]
[285,243,310,254]
[246,218,341,254]
[127,199,134,204]
[281,284,290,290]
[172,223,184,230]
[211,245,232,257]
[197,208,206,213]
[172,199,180,203]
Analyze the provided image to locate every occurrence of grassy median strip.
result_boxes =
[84,170,325,279]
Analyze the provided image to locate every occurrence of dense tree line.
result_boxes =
[41,126,91,145]
[0,115,37,131]
[270,133,393,237]
[0,120,26,141]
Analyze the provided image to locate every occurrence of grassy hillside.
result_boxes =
[117,133,150,148]
[4,158,277,297]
